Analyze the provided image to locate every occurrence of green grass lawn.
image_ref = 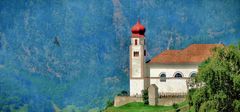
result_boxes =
[104,101,193,112]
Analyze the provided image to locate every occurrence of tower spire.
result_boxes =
[131,19,146,38]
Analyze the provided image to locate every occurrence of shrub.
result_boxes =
[141,89,149,105]
[187,88,196,107]
[117,90,128,96]
[105,100,114,109]
[172,103,179,109]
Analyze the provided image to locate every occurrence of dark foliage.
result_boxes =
[190,43,240,112]
[172,103,179,109]
[187,89,196,107]
[142,89,149,105]
[105,100,114,109]
[117,90,129,96]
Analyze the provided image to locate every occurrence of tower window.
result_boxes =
[133,51,139,57]
[160,73,166,82]
[144,50,146,56]
[135,39,138,45]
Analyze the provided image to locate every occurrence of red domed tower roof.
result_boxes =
[131,20,145,38]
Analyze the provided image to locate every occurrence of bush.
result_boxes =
[172,103,180,112]
[117,90,128,96]
[141,89,149,105]
[105,100,114,109]
[187,88,196,107]
[172,103,179,109]
[233,100,240,112]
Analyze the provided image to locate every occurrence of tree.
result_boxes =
[190,43,240,112]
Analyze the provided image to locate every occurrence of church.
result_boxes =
[129,20,223,96]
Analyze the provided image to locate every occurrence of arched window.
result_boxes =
[160,73,166,82]
[190,72,197,78]
[135,39,138,45]
[174,72,183,78]
[188,72,197,88]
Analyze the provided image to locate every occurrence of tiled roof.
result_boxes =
[148,44,224,64]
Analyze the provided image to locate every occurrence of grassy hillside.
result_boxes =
[104,101,192,112]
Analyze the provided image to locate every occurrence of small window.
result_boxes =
[144,50,146,56]
[174,73,183,78]
[133,51,139,57]
[135,39,138,45]
[160,73,166,82]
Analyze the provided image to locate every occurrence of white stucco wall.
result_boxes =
[150,79,188,93]
[147,64,198,94]
[130,79,144,96]
[131,38,144,45]
[149,64,198,77]
[131,46,142,77]
[131,38,146,78]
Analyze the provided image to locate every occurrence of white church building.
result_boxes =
[129,20,222,96]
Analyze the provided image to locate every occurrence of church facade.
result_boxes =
[129,20,222,96]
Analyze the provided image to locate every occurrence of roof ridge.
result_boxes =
[148,44,223,64]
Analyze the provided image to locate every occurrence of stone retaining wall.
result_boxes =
[114,96,186,107]
[157,97,186,106]
[114,96,143,107]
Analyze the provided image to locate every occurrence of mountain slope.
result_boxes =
[0,0,240,111]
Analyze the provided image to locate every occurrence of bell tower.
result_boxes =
[129,20,147,96]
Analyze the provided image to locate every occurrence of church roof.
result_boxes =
[148,44,224,64]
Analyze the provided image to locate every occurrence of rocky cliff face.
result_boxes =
[0,0,239,111]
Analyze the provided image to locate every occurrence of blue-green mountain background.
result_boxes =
[0,0,240,111]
